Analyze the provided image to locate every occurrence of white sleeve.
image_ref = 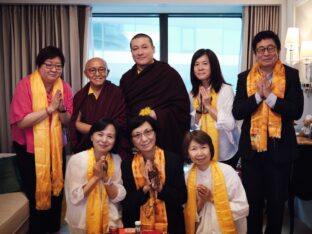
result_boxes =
[65,153,88,205]
[110,154,126,203]
[265,93,277,108]
[189,92,200,130]
[216,85,236,131]
[255,92,263,104]
[223,164,249,221]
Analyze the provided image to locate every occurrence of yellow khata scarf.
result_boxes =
[247,60,285,152]
[86,148,114,234]
[193,88,219,160]
[184,161,236,234]
[132,146,168,232]
[30,70,63,210]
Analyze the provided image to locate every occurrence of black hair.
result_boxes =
[88,118,120,154]
[190,48,229,97]
[35,45,65,68]
[182,130,214,164]
[251,30,281,54]
[130,33,154,50]
[127,115,159,145]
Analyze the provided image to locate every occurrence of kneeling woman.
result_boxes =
[183,130,249,234]
[122,116,187,234]
[65,118,126,233]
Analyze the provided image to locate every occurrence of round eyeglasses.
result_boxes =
[132,129,154,141]
[256,46,276,55]
[44,63,63,71]
[87,67,110,75]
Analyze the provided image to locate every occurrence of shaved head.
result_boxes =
[85,57,107,70]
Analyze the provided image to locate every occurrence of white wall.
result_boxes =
[295,0,312,129]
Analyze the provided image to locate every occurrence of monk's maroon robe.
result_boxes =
[120,60,190,158]
[70,81,129,158]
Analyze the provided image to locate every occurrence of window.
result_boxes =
[168,16,242,91]
[90,16,159,85]
[89,13,242,90]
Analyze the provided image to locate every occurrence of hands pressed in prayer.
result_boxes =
[262,78,272,98]
[197,184,213,203]
[196,184,214,212]
[257,72,272,99]
[198,86,212,110]
[143,160,162,193]
[93,155,108,181]
[102,156,108,172]
[49,89,63,112]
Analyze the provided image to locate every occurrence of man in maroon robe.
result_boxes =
[120,33,190,158]
[70,57,129,158]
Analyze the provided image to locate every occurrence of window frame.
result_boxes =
[92,12,242,63]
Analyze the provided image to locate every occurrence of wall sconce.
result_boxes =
[285,27,300,66]
[300,40,312,96]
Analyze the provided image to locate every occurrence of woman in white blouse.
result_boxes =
[65,118,126,234]
[183,130,249,234]
[189,48,240,168]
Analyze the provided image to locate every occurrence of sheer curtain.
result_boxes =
[241,5,281,71]
[0,5,91,152]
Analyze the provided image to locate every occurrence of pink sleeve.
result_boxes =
[10,76,33,125]
[62,80,73,114]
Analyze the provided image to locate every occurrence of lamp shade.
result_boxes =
[300,41,312,59]
[285,27,300,47]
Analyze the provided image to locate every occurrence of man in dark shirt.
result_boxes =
[120,33,190,158]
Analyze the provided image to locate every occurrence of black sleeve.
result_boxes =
[272,67,304,120]
[121,159,149,228]
[157,151,187,206]
[232,71,261,120]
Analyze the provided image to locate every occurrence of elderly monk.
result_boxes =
[70,57,128,159]
[120,33,190,158]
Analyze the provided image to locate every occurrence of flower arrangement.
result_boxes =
[300,114,312,138]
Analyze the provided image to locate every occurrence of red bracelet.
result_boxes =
[45,107,51,115]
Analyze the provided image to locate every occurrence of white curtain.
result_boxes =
[241,5,281,71]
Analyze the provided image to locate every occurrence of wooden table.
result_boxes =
[297,136,312,145]
[289,136,312,233]
[292,136,312,200]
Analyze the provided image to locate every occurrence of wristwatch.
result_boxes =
[58,106,67,113]
[195,108,208,114]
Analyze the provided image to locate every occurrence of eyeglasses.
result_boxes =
[256,46,277,55]
[87,67,110,75]
[132,129,154,141]
[44,63,63,71]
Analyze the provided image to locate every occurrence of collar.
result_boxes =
[88,86,99,100]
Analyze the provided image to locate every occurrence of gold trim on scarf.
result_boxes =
[132,146,168,232]
[193,87,219,160]
[184,161,236,234]
[30,70,63,210]
[247,60,285,152]
[86,148,114,234]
